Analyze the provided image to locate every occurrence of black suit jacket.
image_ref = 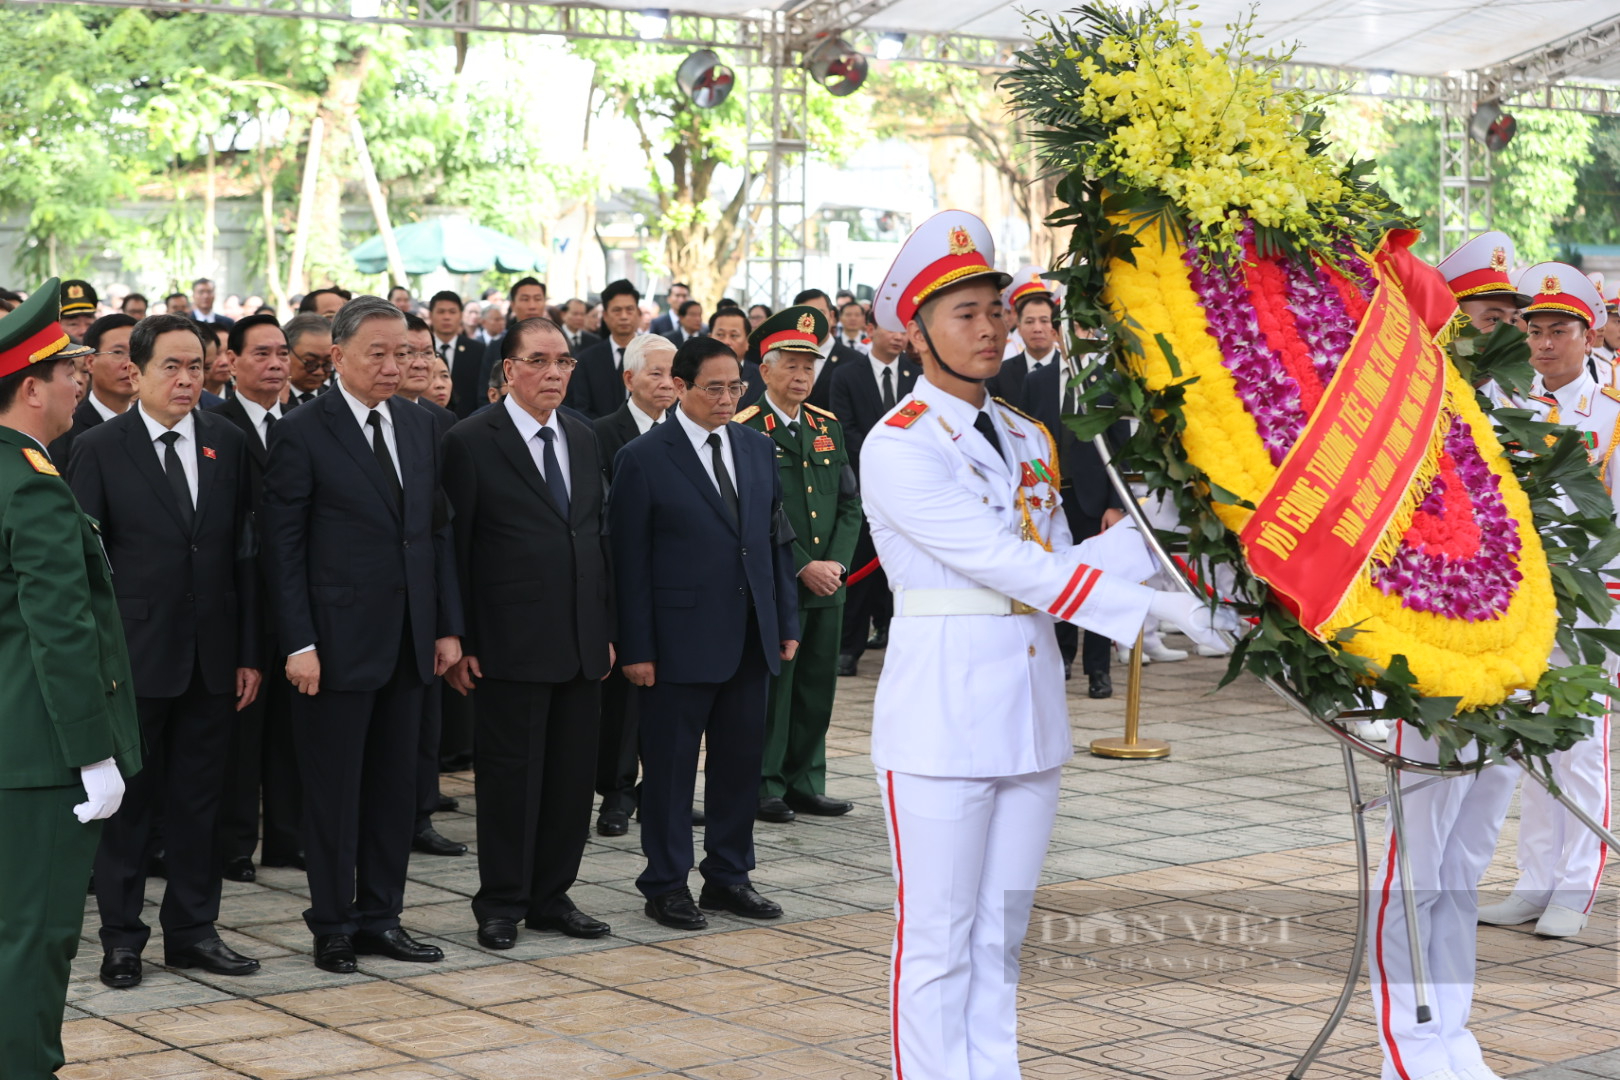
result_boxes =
[608,414,799,682]
[210,396,282,663]
[565,336,630,420]
[443,405,613,683]
[649,312,675,337]
[48,396,109,469]
[262,390,464,692]
[439,334,484,418]
[67,409,257,698]
[1019,359,1126,523]
[564,330,600,357]
[410,396,458,439]
[829,354,921,468]
[664,329,704,347]
[808,340,860,410]
[593,402,649,483]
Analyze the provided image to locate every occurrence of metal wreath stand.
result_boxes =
[1089,432,1620,1080]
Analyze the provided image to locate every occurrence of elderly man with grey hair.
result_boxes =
[263,294,465,974]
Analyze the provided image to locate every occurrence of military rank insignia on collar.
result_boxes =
[22,447,58,475]
[762,412,776,432]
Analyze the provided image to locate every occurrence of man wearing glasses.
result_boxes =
[443,317,615,949]
[48,313,138,468]
[609,335,800,931]
[282,314,335,408]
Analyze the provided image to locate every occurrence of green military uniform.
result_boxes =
[0,281,140,1078]
[734,306,863,803]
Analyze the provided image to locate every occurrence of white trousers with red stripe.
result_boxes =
[1368,722,1517,1080]
[879,766,1062,1080]
[1504,708,1612,914]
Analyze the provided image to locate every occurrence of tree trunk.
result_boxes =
[256,112,285,311]
[306,47,372,289]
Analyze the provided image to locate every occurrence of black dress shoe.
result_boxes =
[439,752,474,773]
[597,809,629,837]
[261,851,306,871]
[785,792,853,816]
[222,856,256,883]
[477,918,518,950]
[1088,671,1113,699]
[528,910,611,939]
[699,882,783,919]
[1063,662,1074,682]
[866,630,889,650]
[314,933,356,973]
[756,797,796,824]
[837,655,858,677]
[99,947,142,989]
[354,927,444,963]
[165,937,260,976]
[435,794,460,813]
[412,827,468,856]
[645,888,708,931]
[147,851,166,880]
[691,807,706,826]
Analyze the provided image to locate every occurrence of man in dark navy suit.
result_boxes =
[68,314,262,988]
[48,313,138,467]
[427,290,484,418]
[608,336,800,931]
[792,289,860,410]
[566,279,641,420]
[263,295,464,973]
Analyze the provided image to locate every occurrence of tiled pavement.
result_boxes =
[61,648,1618,1079]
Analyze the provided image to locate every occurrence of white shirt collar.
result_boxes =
[236,395,282,429]
[88,391,124,422]
[137,403,196,445]
[765,394,801,427]
[674,401,726,451]
[868,352,898,381]
[629,400,662,434]
[504,392,563,443]
[1026,348,1059,368]
[338,382,390,431]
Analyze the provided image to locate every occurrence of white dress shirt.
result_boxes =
[630,401,663,435]
[87,391,124,423]
[1024,347,1058,371]
[137,405,199,504]
[337,383,402,486]
[435,334,459,373]
[766,395,801,428]
[504,394,571,497]
[674,403,735,496]
[868,352,900,396]
[236,395,283,449]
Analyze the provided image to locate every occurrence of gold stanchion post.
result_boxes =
[1090,628,1170,759]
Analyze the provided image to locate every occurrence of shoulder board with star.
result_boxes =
[804,403,838,422]
[21,447,58,476]
[885,399,928,429]
[1603,387,1620,404]
[731,405,762,425]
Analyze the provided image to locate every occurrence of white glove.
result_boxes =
[73,757,125,824]
[1146,591,1240,655]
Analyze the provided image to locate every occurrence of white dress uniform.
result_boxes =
[862,211,1217,1080]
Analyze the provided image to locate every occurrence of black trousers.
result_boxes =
[1058,507,1113,675]
[414,677,445,834]
[472,675,600,923]
[595,664,640,814]
[217,664,302,864]
[439,680,474,768]
[840,521,891,659]
[635,636,768,899]
[95,668,233,952]
[290,644,424,938]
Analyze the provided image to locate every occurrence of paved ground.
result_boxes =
[60,646,1618,1079]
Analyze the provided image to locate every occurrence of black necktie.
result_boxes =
[298,391,315,405]
[615,346,624,371]
[538,427,570,518]
[158,430,194,531]
[367,410,403,510]
[706,432,739,524]
[880,365,895,411]
[263,411,277,445]
[1062,368,1078,417]
[974,411,1004,460]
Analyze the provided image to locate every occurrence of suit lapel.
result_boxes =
[388,398,424,521]
[192,414,221,529]
[562,416,594,525]
[123,415,189,534]
[227,400,269,468]
[664,421,737,534]
[492,406,564,520]
[323,393,401,521]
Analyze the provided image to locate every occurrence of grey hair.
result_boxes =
[330,295,406,346]
[623,333,675,375]
[282,313,333,352]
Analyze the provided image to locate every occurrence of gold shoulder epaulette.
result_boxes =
[885,400,928,429]
[21,447,57,476]
[731,405,761,425]
[804,403,838,421]
[1601,387,1620,403]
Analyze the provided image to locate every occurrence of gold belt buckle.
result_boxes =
[1011,600,1036,615]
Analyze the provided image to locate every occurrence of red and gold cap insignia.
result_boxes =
[947,227,977,257]
[1489,246,1507,271]
[796,313,816,334]
[1543,274,1561,294]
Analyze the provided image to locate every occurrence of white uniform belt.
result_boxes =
[894,587,1036,617]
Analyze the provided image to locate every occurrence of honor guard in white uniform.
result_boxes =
[861,211,1234,1080]
[1365,231,1540,1080]
[1475,264,1617,940]
[1590,273,1619,369]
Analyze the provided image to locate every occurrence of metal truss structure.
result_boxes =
[743,12,809,308]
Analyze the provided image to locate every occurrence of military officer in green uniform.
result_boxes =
[0,280,141,1078]
[734,306,863,823]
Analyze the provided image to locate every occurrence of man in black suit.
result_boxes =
[283,314,334,409]
[793,289,860,410]
[68,314,263,988]
[609,336,799,931]
[591,333,678,837]
[263,296,465,973]
[211,315,304,884]
[566,279,641,420]
[479,277,548,393]
[428,290,484,419]
[649,282,688,337]
[987,289,1062,407]
[706,308,765,409]
[829,317,920,675]
[48,313,137,467]
[189,277,235,332]
[444,317,615,949]
[1021,343,1128,697]
[663,300,705,346]
[560,298,601,356]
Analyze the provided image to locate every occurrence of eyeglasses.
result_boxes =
[694,382,748,399]
[510,355,578,372]
[294,352,332,372]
